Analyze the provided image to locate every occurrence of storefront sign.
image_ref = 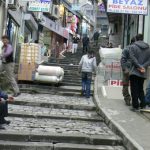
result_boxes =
[108,80,123,86]
[71,4,81,11]
[28,1,51,12]
[40,16,69,39]
[107,0,148,15]
[40,0,51,2]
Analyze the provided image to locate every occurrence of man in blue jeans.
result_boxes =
[79,50,97,98]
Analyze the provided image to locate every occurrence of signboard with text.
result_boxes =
[28,1,52,12]
[107,0,148,15]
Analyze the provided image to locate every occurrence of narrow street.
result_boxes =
[0,48,125,150]
[0,0,150,149]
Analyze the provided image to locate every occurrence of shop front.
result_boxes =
[40,15,69,58]
[7,9,23,62]
[24,14,38,43]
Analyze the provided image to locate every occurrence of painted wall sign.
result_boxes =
[107,0,148,15]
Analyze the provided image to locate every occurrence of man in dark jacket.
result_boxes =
[129,34,150,110]
[1,35,20,97]
[92,31,99,46]
[121,37,136,106]
[82,35,89,54]
[0,91,14,129]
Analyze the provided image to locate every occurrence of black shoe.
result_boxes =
[13,92,21,97]
[1,119,11,125]
[124,99,131,106]
[130,107,140,112]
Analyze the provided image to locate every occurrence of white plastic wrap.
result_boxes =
[37,65,64,77]
[35,72,63,83]
[99,47,122,59]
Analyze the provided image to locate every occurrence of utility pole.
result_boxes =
[3,0,8,35]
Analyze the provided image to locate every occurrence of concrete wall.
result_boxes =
[0,4,5,37]
[144,6,150,44]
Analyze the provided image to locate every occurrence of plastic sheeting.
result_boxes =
[99,47,122,59]
[37,65,64,77]
[35,73,63,83]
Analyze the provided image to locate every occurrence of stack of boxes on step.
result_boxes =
[18,43,41,81]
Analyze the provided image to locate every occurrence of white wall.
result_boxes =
[0,5,5,37]
[144,7,150,44]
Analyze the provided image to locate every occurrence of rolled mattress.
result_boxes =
[35,73,63,83]
[37,65,64,77]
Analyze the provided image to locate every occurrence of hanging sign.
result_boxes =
[40,0,51,2]
[28,1,51,12]
[71,4,81,11]
[107,0,148,15]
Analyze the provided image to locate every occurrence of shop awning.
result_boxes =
[40,15,69,39]
[8,9,22,26]
[24,14,38,30]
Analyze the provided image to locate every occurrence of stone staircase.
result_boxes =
[1,94,125,150]
[0,44,125,150]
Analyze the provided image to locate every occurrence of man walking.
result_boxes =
[79,50,97,98]
[129,34,150,110]
[121,37,136,106]
[72,34,79,54]
[1,35,20,97]
[82,35,90,54]
[92,30,100,46]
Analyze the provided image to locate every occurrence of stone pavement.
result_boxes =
[0,93,125,150]
[94,75,150,150]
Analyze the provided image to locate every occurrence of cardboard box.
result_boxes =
[18,63,36,81]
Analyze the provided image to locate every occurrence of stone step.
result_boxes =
[63,79,94,84]
[0,129,122,146]
[19,84,94,93]
[20,88,82,97]
[62,82,81,86]
[8,104,101,122]
[43,63,79,69]
[19,84,82,92]
[12,94,96,111]
[0,141,125,150]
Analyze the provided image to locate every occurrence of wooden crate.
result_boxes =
[18,63,36,81]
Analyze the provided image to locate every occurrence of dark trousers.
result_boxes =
[122,72,131,101]
[83,45,88,53]
[130,75,145,108]
[0,102,8,122]
[82,72,92,98]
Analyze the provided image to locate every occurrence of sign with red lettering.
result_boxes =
[108,80,123,86]
[107,0,148,15]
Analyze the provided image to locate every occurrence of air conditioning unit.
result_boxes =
[8,0,18,10]
[52,5,60,19]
